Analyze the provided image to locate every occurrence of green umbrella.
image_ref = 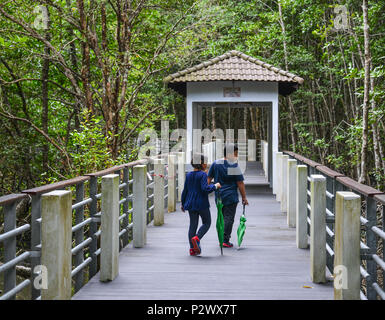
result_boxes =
[215,190,224,255]
[237,204,247,248]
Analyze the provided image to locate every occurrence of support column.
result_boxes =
[274,152,283,197]
[168,154,177,212]
[296,165,308,249]
[287,159,297,227]
[310,174,326,283]
[100,174,120,282]
[248,139,256,161]
[334,191,361,300]
[154,159,165,226]
[41,190,72,300]
[280,155,289,212]
[177,152,185,202]
[133,165,147,248]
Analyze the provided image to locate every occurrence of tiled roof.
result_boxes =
[164,50,304,85]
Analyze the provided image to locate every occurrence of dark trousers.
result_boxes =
[223,203,238,243]
[188,208,211,248]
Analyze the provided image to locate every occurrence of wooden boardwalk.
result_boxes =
[73,162,333,300]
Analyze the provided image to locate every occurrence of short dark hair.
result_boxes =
[224,143,238,157]
[191,153,207,170]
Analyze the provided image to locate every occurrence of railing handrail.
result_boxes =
[0,154,178,300]
[283,150,385,201]
[281,150,385,300]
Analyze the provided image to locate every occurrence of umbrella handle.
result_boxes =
[242,203,245,216]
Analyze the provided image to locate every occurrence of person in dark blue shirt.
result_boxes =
[208,143,248,248]
[181,154,221,256]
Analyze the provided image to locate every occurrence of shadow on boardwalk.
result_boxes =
[73,163,333,300]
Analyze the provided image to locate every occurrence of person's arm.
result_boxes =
[201,173,220,193]
[181,177,188,211]
[236,181,248,205]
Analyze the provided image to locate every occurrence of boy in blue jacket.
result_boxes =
[181,154,221,256]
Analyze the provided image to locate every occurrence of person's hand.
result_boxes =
[181,206,185,212]
[242,198,249,205]
[215,182,221,189]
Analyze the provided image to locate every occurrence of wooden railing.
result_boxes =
[0,153,186,300]
[276,150,385,300]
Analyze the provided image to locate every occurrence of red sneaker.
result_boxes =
[190,249,197,256]
[223,242,233,248]
[191,236,201,255]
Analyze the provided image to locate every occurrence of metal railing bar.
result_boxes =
[71,257,92,278]
[119,198,127,205]
[119,229,127,237]
[306,190,311,197]
[372,283,385,300]
[0,224,30,243]
[307,216,311,226]
[326,208,334,217]
[360,216,369,226]
[372,254,385,271]
[94,230,101,237]
[326,243,334,257]
[95,248,101,256]
[0,279,31,300]
[326,190,334,199]
[0,252,31,273]
[119,182,127,189]
[119,213,127,221]
[95,193,102,200]
[360,291,368,300]
[326,226,334,238]
[72,218,92,233]
[128,223,133,230]
[360,241,370,252]
[360,266,370,279]
[372,226,385,241]
[71,237,92,256]
[71,198,92,210]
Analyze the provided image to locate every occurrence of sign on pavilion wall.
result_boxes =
[223,87,241,97]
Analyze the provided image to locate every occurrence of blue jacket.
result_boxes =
[207,159,244,206]
[181,170,216,211]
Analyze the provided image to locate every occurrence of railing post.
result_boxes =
[30,194,42,299]
[264,141,268,178]
[100,174,119,282]
[3,202,17,300]
[74,182,85,293]
[280,155,289,212]
[274,152,283,198]
[133,165,147,248]
[154,159,165,226]
[310,174,326,283]
[167,154,177,212]
[287,159,297,227]
[215,139,224,159]
[88,176,98,278]
[41,190,72,300]
[122,167,130,247]
[177,152,185,202]
[248,139,256,161]
[296,165,308,249]
[365,196,378,300]
[334,191,361,300]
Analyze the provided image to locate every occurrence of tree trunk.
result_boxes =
[359,0,371,184]
[41,7,51,174]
